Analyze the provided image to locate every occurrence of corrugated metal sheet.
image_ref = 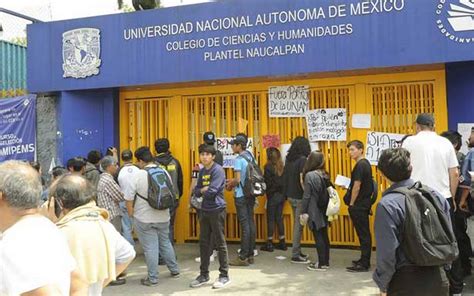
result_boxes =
[0,40,27,98]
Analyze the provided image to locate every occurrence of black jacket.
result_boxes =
[155,152,184,198]
[264,163,284,197]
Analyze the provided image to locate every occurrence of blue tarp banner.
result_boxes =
[0,95,37,162]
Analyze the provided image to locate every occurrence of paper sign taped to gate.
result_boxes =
[305,108,347,142]
[365,131,406,165]
[268,85,309,117]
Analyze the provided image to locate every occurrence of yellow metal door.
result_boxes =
[120,69,447,247]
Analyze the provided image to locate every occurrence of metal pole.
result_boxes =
[0,7,43,23]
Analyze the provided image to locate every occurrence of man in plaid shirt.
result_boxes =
[97,156,125,232]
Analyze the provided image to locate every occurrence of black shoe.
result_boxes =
[260,241,274,252]
[291,256,310,264]
[190,274,210,288]
[248,256,255,264]
[275,240,288,251]
[300,252,309,259]
[346,263,369,272]
[109,278,126,286]
[141,278,158,287]
[352,260,361,266]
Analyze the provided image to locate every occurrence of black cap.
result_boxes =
[230,135,247,146]
[203,131,216,145]
[416,113,434,127]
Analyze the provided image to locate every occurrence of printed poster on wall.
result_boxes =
[305,108,347,142]
[216,137,254,168]
[0,95,37,162]
[365,131,406,165]
[268,85,309,118]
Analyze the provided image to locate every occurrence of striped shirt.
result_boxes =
[97,172,124,220]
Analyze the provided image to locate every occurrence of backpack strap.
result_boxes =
[238,153,256,189]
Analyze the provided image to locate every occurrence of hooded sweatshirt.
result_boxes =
[155,152,183,197]
[56,202,117,284]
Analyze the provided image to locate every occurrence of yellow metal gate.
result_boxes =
[120,69,447,246]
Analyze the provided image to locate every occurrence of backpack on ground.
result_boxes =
[136,166,176,210]
[240,153,266,197]
[387,182,458,266]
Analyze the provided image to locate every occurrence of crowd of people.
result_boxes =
[1,114,473,296]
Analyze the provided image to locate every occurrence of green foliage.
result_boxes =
[9,37,27,47]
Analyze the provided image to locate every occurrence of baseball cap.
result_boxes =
[230,135,248,146]
[203,131,216,145]
[415,113,434,127]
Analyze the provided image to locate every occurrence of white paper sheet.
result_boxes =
[458,123,474,154]
[335,175,351,188]
[352,114,371,129]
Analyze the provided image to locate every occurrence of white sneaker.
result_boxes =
[212,277,231,289]
[195,252,216,263]
[237,249,259,257]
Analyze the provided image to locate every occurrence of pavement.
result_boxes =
[104,243,381,296]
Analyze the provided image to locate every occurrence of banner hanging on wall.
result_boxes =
[216,137,254,168]
[268,85,309,117]
[0,95,37,162]
[305,108,347,142]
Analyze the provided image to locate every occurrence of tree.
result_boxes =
[9,37,27,47]
[118,0,160,10]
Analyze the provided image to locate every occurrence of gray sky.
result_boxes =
[0,0,211,41]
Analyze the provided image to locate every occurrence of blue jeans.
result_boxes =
[134,219,179,282]
[235,196,256,259]
[119,202,134,246]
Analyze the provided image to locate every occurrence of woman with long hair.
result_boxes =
[261,147,287,252]
[301,151,331,271]
[283,136,312,263]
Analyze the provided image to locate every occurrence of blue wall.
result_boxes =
[27,0,474,93]
[446,62,474,130]
[58,88,119,163]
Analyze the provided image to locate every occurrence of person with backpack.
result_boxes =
[226,133,258,266]
[301,151,331,271]
[373,148,454,296]
[203,131,224,166]
[261,147,287,252]
[190,144,230,289]
[154,138,184,244]
[124,146,180,287]
[283,136,312,264]
[345,140,373,272]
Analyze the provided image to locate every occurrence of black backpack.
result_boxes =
[135,166,176,210]
[387,182,458,266]
[240,153,266,197]
[315,172,330,209]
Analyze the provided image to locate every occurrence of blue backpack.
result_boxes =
[136,166,176,210]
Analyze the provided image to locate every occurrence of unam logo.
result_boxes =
[436,0,474,43]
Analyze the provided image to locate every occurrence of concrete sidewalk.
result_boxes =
[104,243,382,295]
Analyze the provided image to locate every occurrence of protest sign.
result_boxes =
[262,134,281,149]
[365,131,405,165]
[268,85,309,117]
[458,123,474,155]
[305,108,347,142]
[0,95,37,162]
[217,137,254,168]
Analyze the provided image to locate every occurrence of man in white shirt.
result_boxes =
[118,149,139,246]
[125,146,180,287]
[0,161,87,296]
[402,113,462,295]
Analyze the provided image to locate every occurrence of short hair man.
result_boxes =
[0,161,87,295]
[346,140,373,272]
[190,144,230,289]
[226,133,257,266]
[97,156,125,232]
[203,131,224,166]
[402,114,462,294]
[126,146,180,286]
[373,148,450,295]
[84,150,102,188]
[154,138,183,244]
[52,175,136,293]
[67,157,86,175]
[117,149,138,246]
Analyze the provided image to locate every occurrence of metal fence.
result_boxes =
[0,40,27,98]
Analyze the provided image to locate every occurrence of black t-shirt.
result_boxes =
[284,156,307,200]
[349,158,373,208]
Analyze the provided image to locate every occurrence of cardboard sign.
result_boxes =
[216,137,254,168]
[305,108,347,142]
[268,85,309,118]
[366,131,406,165]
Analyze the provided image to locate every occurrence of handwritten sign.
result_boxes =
[269,85,309,117]
[366,131,406,165]
[216,137,254,168]
[262,134,281,149]
[305,108,347,142]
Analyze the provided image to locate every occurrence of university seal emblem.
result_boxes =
[62,28,101,78]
